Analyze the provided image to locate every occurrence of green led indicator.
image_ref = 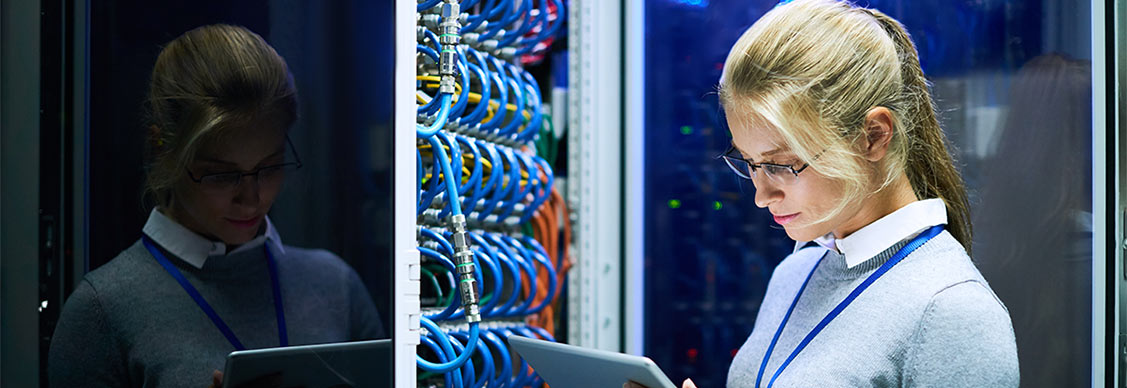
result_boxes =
[668,199,682,209]
[713,201,723,210]
[680,125,693,135]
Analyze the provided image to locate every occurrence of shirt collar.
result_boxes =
[141,208,286,269]
[794,198,947,268]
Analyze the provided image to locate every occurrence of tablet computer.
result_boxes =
[222,339,390,388]
[508,335,677,388]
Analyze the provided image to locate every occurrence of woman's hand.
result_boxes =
[624,378,697,388]
[208,370,223,388]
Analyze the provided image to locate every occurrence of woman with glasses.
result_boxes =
[48,24,383,388]
[704,0,1018,387]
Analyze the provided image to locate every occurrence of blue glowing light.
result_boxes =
[672,0,709,7]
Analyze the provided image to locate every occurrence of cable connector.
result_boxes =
[436,0,462,95]
[448,214,481,323]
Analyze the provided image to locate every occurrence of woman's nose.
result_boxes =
[233,174,260,205]
[752,176,783,208]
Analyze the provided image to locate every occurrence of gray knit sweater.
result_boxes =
[728,231,1018,387]
[48,240,385,388]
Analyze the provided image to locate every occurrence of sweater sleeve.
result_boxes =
[48,279,131,388]
[904,280,1019,387]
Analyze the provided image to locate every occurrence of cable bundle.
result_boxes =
[416,1,568,387]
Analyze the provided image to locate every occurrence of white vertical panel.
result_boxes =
[1090,0,1109,385]
[567,0,625,352]
[394,1,420,387]
[624,0,646,357]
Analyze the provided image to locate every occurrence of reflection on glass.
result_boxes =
[974,54,1092,388]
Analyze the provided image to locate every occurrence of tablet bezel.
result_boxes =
[508,335,677,388]
[222,339,391,387]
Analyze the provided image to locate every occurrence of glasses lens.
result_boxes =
[722,156,753,179]
[258,164,298,186]
[200,173,241,193]
[762,164,798,185]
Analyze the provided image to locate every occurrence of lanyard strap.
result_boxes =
[141,235,288,351]
[756,224,945,388]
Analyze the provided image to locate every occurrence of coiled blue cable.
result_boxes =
[497,65,526,137]
[479,0,513,40]
[416,45,443,115]
[469,232,506,317]
[482,330,512,388]
[478,59,510,133]
[482,234,522,317]
[447,336,476,388]
[419,246,462,321]
[451,331,493,388]
[509,236,556,314]
[454,136,482,213]
[516,67,544,142]
[519,155,553,224]
[515,0,565,55]
[420,335,458,388]
[462,0,501,33]
[418,316,480,374]
[496,0,535,47]
[418,0,443,11]
[418,95,453,138]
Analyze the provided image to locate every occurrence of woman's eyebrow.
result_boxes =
[194,157,237,166]
[732,143,785,161]
[194,149,285,168]
[759,147,785,159]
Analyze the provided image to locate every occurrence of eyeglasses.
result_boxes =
[186,136,303,194]
[718,145,812,185]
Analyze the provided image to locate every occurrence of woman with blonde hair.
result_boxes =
[711,0,1017,387]
[48,24,384,387]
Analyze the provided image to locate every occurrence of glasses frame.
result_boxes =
[717,144,812,182]
[185,135,304,190]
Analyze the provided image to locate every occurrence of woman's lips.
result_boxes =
[773,213,799,225]
[226,216,262,228]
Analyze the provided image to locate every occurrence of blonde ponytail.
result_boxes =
[864,9,973,253]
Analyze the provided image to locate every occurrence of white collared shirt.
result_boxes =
[794,198,948,268]
[141,208,286,269]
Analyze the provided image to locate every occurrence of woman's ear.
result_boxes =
[862,107,895,162]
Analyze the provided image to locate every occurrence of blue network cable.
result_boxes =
[515,0,565,55]
[418,316,481,374]
[416,0,568,384]
[447,336,476,388]
[418,0,443,11]
[421,336,457,388]
[519,156,553,224]
[479,0,513,40]
[482,330,512,388]
[496,0,535,48]
[451,331,494,388]
[419,246,463,321]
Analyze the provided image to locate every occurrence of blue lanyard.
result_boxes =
[142,235,288,351]
[755,224,945,388]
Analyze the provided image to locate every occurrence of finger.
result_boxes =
[212,370,224,388]
[623,381,646,388]
[682,378,698,388]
